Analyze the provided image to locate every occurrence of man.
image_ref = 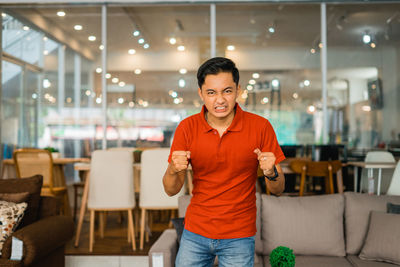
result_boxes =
[163,57,285,266]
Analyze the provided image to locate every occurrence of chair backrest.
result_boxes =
[139,148,184,208]
[387,161,400,196]
[13,148,53,188]
[107,147,136,152]
[365,151,395,163]
[290,160,341,176]
[88,150,135,210]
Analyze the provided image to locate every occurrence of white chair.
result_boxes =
[139,148,185,250]
[87,150,136,252]
[360,151,395,195]
[387,161,400,196]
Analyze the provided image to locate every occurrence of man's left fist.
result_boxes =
[254,148,276,177]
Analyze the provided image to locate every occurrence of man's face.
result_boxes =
[198,72,241,121]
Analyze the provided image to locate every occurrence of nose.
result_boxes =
[216,92,225,104]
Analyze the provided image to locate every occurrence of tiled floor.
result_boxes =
[66,255,148,267]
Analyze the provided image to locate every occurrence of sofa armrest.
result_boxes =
[1,215,74,266]
[148,229,178,267]
[0,258,22,267]
[38,196,61,218]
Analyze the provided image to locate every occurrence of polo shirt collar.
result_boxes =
[200,103,243,133]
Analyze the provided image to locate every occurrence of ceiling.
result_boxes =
[5,2,400,109]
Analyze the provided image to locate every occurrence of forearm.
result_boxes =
[265,165,285,195]
[163,164,186,196]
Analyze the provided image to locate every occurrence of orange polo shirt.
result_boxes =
[168,103,285,239]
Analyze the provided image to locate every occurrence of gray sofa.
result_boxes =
[149,192,400,267]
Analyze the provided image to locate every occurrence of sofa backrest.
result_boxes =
[344,192,400,255]
[261,194,346,257]
[178,192,263,254]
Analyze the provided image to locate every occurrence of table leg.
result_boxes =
[353,166,358,192]
[337,169,344,193]
[74,171,90,247]
[377,168,382,196]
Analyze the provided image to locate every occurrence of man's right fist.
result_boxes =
[170,151,191,174]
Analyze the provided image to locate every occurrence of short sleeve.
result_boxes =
[261,120,285,164]
[168,121,189,163]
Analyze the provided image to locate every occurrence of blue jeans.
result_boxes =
[176,229,255,267]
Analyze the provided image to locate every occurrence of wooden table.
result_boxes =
[347,161,397,195]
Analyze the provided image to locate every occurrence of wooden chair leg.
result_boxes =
[134,208,139,237]
[140,208,146,250]
[99,212,104,239]
[128,209,136,251]
[329,170,334,194]
[145,211,150,243]
[324,177,330,194]
[299,172,306,196]
[89,210,95,252]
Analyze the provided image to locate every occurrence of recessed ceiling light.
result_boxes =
[99,45,104,50]
[227,45,235,51]
[57,11,66,17]
[169,37,177,45]
[74,25,82,31]
[293,92,299,99]
[143,43,150,49]
[179,79,186,88]
[268,27,275,33]
[128,49,136,55]
[85,90,91,96]
[43,50,49,55]
[43,36,48,41]
[307,105,316,114]
[118,81,126,87]
[262,97,269,104]
[310,48,316,54]
[177,45,185,51]
[249,79,256,85]
[142,101,149,107]
[363,33,371,44]
[303,80,310,86]
[88,36,96,42]
[2,13,6,18]
[129,101,135,108]
[23,26,29,31]
[171,91,178,98]
[133,30,140,37]
[105,73,111,79]
[247,85,253,91]
[252,73,260,79]
[66,97,72,103]
[112,77,119,83]
[370,42,376,48]
[318,43,323,48]
[174,98,180,104]
[96,97,102,104]
[96,68,102,73]
[118,97,124,104]
[138,38,145,44]
[32,93,38,99]
[179,68,187,74]
[271,79,280,88]
[134,69,142,75]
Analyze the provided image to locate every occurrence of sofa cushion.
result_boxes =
[347,255,398,267]
[263,256,353,267]
[0,200,27,255]
[359,211,400,265]
[178,192,263,254]
[261,194,345,256]
[0,192,30,204]
[0,175,43,228]
[344,192,400,255]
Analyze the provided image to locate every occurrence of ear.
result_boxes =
[236,84,242,100]
[198,87,204,102]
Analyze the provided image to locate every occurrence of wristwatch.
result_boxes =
[265,166,279,181]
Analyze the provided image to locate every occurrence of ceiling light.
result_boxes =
[105,73,111,79]
[74,25,82,31]
[129,101,135,108]
[43,79,51,88]
[268,27,275,33]
[142,101,149,107]
[23,26,29,31]
[118,97,124,104]
[99,45,104,50]
[249,79,256,85]
[143,43,150,49]
[262,97,269,104]
[179,79,186,88]
[118,81,125,87]
[363,33,371,44]
[96,97,102,104]
[271,78,280,88]
[88,36,96,42]
[177,45,185,51]
[66,97,72,103]
[247,85,253,91]
[134,69,141,75]
[362,105,371,112]
[227,45,235,51]
[252,73,260,79]
[32,93,38,99]
[318,43,323,48]
[128,49,136,55]
[293,92,299,99]
[169,37,177,45]
[179,68,187,74]
[85,90,91,96]
[112,77,119,83]
[307,105,316,114]
[96,68,102,73]
[370,42,376,48]
[57,11,65,17]
[43,36,48,41]
[171,91,178,98]
[138,38,145,44]
[43,50,49,55]
[303,80,310,86]
[310,48,316,54]
[133,30,140,37]
[44,93,50,99]
[2,13,6,18]
[174,98,180,104]
[241,92,248,99]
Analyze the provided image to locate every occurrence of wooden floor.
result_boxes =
[66,211,171,256]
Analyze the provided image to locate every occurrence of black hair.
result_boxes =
[197,57,239,88]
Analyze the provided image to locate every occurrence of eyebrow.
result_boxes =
[205,86,234,91]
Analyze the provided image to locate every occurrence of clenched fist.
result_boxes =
[170,150,191,174]
[254,148,276,177]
